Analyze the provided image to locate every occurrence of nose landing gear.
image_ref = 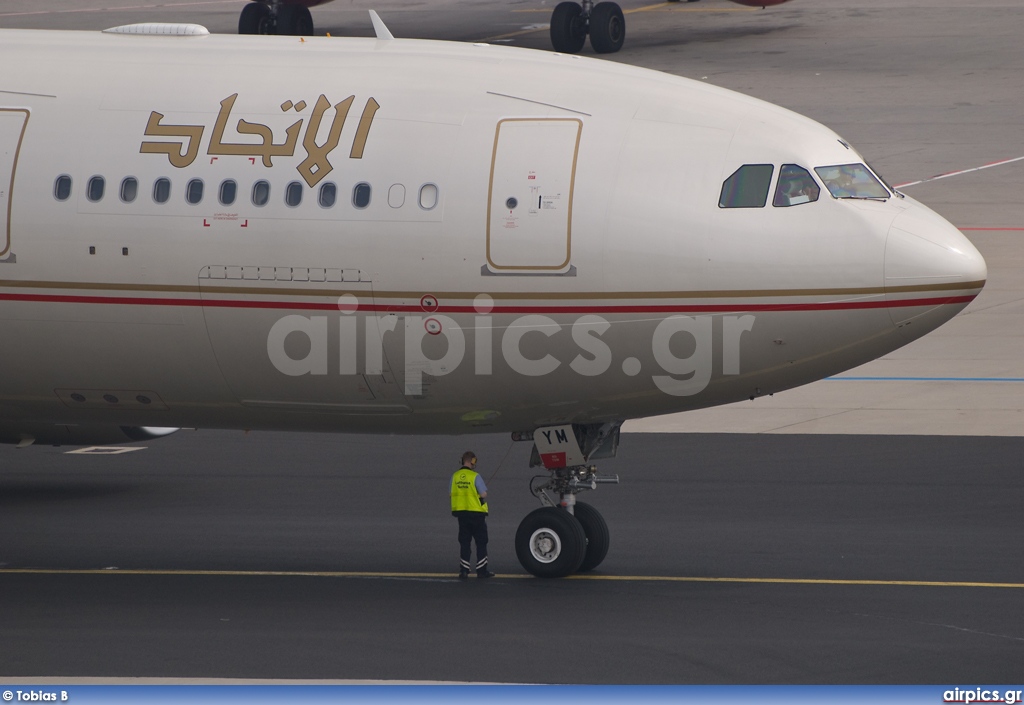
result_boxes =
[513,423,620,578]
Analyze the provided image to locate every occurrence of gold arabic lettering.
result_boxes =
[298,95,354,187]
[208,93,302,168]
[139,94,381,188]
[350,97,380,160]
[139,112,204,168]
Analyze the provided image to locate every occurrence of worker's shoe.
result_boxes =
[477,570,496,579]
[458,569,469,579]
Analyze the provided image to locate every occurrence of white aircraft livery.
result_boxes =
[0,22,985,576]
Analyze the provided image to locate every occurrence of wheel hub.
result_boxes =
[529,528,562,563]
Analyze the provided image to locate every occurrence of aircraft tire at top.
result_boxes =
[589,2,625,54]
[239,2,272,35]
[550,2,587,54]
[515,506,586,578]
[276,4,314,36]
[573,502,610,572]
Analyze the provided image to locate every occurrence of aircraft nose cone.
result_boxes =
[884,202,987,330]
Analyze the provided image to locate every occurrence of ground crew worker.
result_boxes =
[450,451,495,579]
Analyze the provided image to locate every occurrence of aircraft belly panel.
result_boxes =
[198,266,411,414]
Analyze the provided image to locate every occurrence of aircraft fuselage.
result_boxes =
[0,27,985,444]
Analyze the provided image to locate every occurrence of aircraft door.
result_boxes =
[198,266,410,414]
[485,118,582,273]
[0,109,29,259]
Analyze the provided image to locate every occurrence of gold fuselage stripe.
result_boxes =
[0,279,987,300]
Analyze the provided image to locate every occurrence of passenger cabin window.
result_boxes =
[318,182,337,208]
[773,165,820,207]
[153,178,171,204]
[120,177,138,203]
[285,181,303,207]
[814,163,890,200]
[86,176,105,202]
[719,165,774,208]
[186,179,204,205]
[388,184,405,209]
[53,175,72,201]
[352,182,371,209]
[419,183,438,211]
[252,180,270,207]
[219,179,237,206]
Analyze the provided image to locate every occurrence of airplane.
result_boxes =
[236,0,794,54]
[0,18,984,578]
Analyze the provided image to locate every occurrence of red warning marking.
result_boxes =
[424,317,442,335]
[203,219,211,227]
[248,158,256,165]
[240,220,248,228]
[210,157,218,164]
[420,294,439,312]
[540,452,567,469]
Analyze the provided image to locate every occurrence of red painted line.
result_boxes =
[0,293,978,314]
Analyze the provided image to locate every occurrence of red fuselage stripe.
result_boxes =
[0,293,979,313]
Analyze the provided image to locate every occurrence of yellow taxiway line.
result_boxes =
[2,568,1022,589]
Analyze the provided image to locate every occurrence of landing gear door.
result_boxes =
[485,118,582,274]
[0,109,29,259]
[532,424,586,470]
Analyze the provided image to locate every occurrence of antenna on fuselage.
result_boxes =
[369,11,394,40]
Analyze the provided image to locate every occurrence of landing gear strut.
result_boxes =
[513,423,620,578]
[239,1,314,36]
[550,1,625,54]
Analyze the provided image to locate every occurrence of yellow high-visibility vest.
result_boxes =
[450,467,488,513]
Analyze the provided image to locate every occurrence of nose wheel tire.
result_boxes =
[573,502,610,572]
[589,2,625,54]
[550,2,587,54]
[515,507,586,578]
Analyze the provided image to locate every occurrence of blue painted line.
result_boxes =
[827,376,1024,382]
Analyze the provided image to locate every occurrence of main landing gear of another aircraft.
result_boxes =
[513,423,620,578]
[239,2,314,36]
[550,1,625,55]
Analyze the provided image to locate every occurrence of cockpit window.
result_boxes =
[773,165,820,207]
[814,164,890,200]
[719,164,774,208]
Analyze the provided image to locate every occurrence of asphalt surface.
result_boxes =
[2,430,1023,683]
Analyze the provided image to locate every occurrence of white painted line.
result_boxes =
[896,155,1024,188]
[64,446,146,455]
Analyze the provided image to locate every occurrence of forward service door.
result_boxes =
[485,118,581,274]
[0,109,29,259]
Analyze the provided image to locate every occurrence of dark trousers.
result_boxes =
[455,512,488,572]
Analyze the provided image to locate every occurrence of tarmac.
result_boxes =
[1,430,1022,683]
